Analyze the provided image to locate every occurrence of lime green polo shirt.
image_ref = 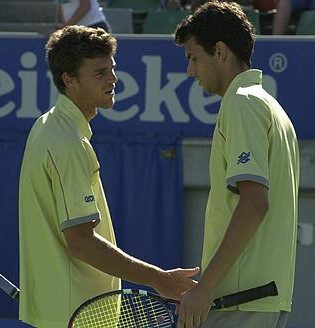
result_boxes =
[202,70,300,312]
[19,95,120,327]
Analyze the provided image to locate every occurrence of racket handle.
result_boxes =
[212,281,278,309]
[0,273,20,301]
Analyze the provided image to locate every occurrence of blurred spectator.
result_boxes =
[273,0,315,34]
[58,0,111,31]
[238,0,254,6]
[253,0,276,11]
[191,0,254,12]
[160,0,183,10]
[190,0,207,12]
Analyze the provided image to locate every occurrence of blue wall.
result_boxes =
[0,35,314,139]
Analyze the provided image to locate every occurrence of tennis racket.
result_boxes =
[0,273,20,301]
[68,281,278,327]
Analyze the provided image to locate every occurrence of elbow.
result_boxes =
[258,196,269,222]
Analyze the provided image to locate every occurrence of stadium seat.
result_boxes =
[0,1,57,34]
[0,2,56,24]
[244,9,261,34]
[107,0,159,12]
[105,8,134,33]
[296,11,315,35]
[106,0,159,33]
[0,23,56,34]
[142,10,190,34]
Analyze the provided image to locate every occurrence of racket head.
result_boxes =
[68,289,175,328]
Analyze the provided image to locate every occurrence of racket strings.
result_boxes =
[71,293,173,327]
[118,294,173,327]
[72,295,121,327]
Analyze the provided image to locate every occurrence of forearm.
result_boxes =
[69,231,162,288]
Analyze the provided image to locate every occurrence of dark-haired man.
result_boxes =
[174,1,299,327]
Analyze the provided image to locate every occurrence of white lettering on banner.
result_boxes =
[0,51,278,125]
[140,56,189,122]
[0,52,58,120]
[189,81,221,124]
[16,52,42,118]
[269,53,288,73]
[0,69,15,118]
[99,71,140,121]
[262,74,277,98]
[47,71,58,107]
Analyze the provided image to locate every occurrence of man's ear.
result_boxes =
[214,41,228,62]
[62,72,77,88]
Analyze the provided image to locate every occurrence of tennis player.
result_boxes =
[174,2,299,328]
[18,25,199,328]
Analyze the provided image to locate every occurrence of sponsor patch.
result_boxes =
[237,152,251,165]
[84,195,95,203]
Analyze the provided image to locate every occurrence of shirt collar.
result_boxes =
[56,94,93,140]
[223,69,262,98]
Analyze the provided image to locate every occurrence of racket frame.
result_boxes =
[68,281,278,327]
[68,288,175,328]
[0,273,20,301]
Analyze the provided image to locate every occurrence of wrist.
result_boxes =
[144,265,165,290]
[198,275,218,295]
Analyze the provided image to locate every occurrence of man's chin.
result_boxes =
[101,99,115,110]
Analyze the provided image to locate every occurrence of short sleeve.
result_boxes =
[47,138,100,230]
[219,94,271,193]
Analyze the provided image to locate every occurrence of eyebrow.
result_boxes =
[93,63,116,74]
[93,67,106,75]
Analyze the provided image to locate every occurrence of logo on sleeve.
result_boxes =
[84,195,95,203]
[237,152,251,165]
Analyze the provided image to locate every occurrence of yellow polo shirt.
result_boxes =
[202,70,300,312]
[19,94,120,327]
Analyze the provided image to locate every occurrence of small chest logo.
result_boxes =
[237,152,251,165]
[84,195,95,203]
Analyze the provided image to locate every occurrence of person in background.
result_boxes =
[252,0,276,11]
[19,25,199,328]
[161,0,183,10]
[57,0,111,31]
[273,0,315,34]
[190,0,207,12]
[190,0,254,13]
[174,1,299,327]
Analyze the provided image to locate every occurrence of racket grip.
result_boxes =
[0,273,20,301]
[211,281,278,309]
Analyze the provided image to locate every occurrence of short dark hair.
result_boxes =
[174,1,254,67]
[46,25,117,93]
